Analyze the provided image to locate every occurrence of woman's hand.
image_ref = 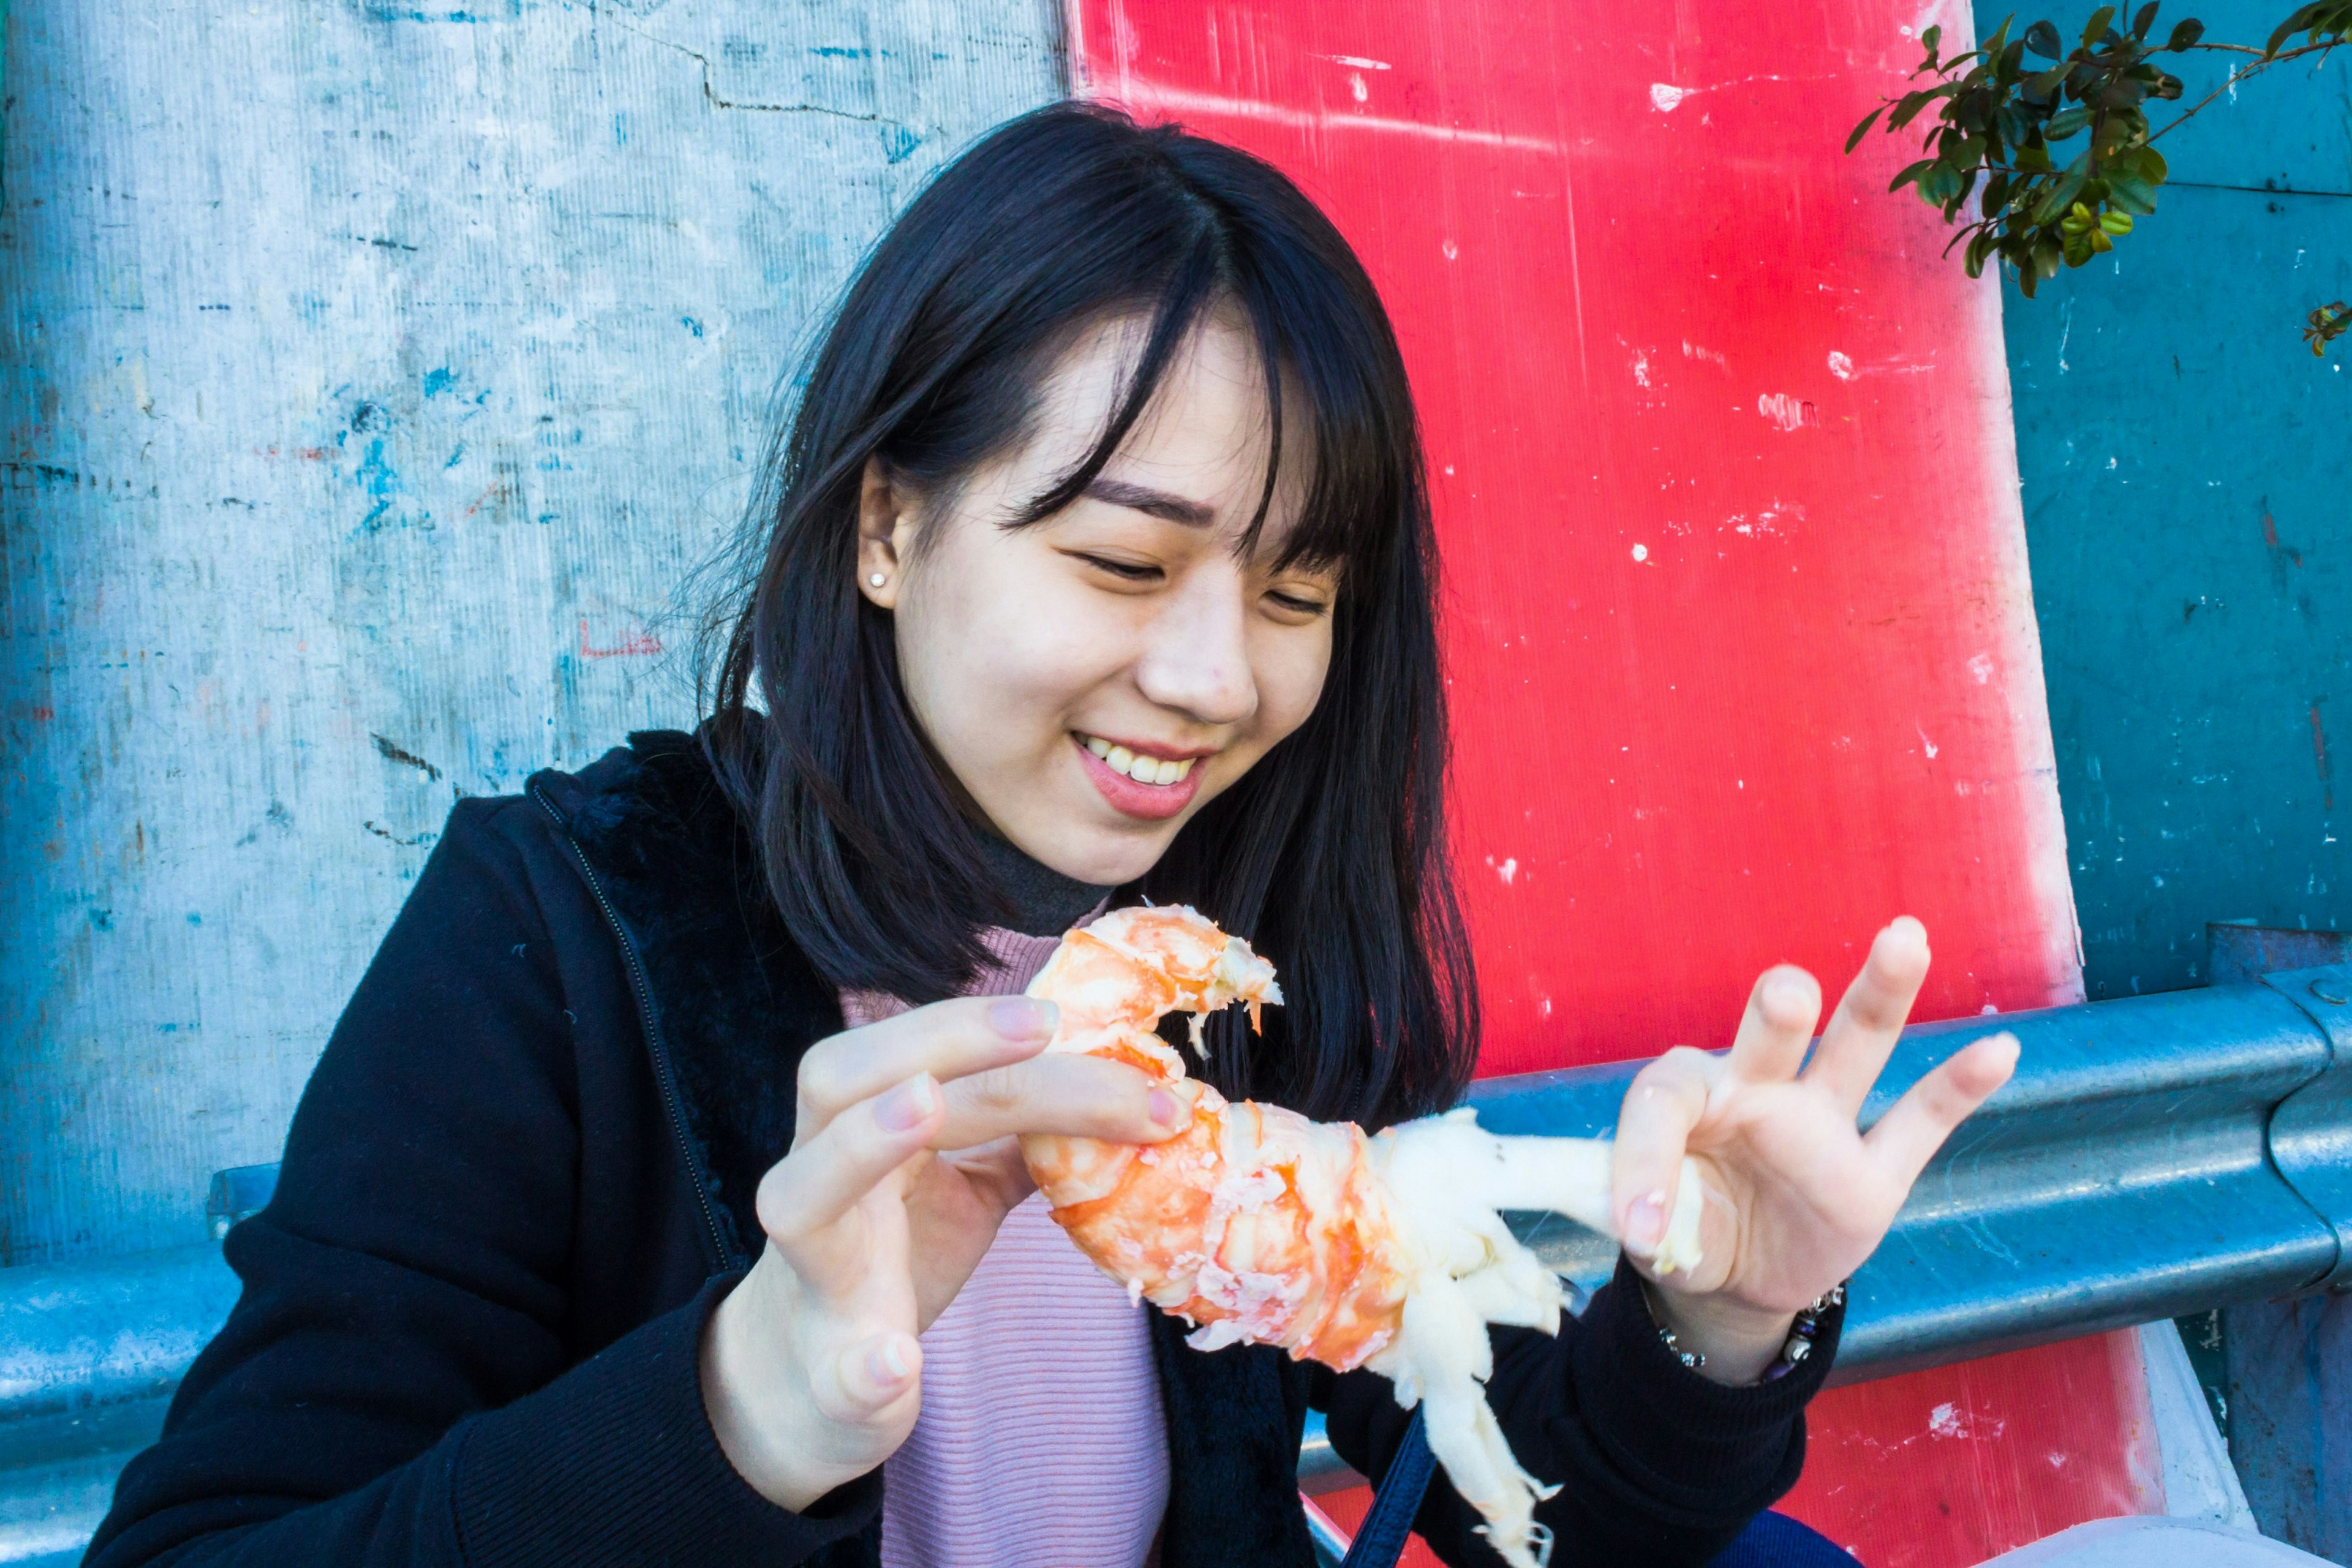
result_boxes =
[699,995,1182,1510]
[1610,918,2019,1383]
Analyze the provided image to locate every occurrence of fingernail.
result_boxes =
[875,1072,939,1133]
[866,1336,914,1387]
[1623,1189,1668,1254]
[1148,1088,1182,1128]
[990,997,1057,1041]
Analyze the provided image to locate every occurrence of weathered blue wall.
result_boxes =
[0,0,1064,1267]
[1985,0,2352,1000]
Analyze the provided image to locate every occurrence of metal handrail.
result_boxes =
[8,965,2351,1536]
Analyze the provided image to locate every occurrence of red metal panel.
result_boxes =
[1787,1332,2162,1563]
[1069,2,2155,1562]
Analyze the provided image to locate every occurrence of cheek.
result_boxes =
[897,551,1127,754]
[1250,626,1335,747]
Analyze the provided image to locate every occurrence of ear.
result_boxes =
[856,458,918,611]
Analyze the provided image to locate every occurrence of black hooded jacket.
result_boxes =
[85,731,1837,1568]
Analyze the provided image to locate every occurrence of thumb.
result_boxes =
[826,1329,923,1417]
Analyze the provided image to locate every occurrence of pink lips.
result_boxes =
[1074,735,1206,821]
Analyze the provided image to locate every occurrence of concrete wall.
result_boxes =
[0,0,1063,1266]
[1986,0,2352,1000]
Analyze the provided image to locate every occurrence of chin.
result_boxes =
[1054,836,1174,888]
[1022,817,1178,889]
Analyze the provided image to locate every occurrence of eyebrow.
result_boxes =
[1083,477,1217,527]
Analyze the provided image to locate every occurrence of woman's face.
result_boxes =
[859,309,1338,888]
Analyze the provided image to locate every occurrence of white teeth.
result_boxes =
[1079,735,1200,786]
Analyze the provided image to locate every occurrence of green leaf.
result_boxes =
[2017,141,2056,172]
[2128,143,2169,181]
[2082,4,2117,45]
[1845,104,1887,152]
[2024,62,2071,99]
[2266,2,2323,55]
[2166,17,2204,48]
[2045,105,2094,138]
[1890,157,1939,192]
[2024,18,2064,55]
[2030,159,2090,222]
[2132,2,2159,37]
[1888,86,1953,129]
[1921,20,1945,64]
[2106,170,2160,212]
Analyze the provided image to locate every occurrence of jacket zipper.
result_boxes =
[532,785,735,1273]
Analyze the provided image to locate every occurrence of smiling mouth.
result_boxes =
[1077,733,1200,787]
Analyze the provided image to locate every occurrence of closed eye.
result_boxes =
[1266,590,1329,617]
[1071,551,1164,583]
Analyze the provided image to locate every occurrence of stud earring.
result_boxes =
[868,573,887,588]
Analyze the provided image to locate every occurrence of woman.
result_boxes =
[86,104,2016,1568]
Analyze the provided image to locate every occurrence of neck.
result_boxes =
[972,831,1113,937]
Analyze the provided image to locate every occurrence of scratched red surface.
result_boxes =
[1071,1,2160,1561]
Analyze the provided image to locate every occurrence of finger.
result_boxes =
[933,1052,1187,1148]
[819,1329,924,1420]
[930,1136,1038,1210]
[1723,965,1823,1085]
[1611,1047,1719,1257]
[758,1071,948,1246]
[1863,1031,2019,1187]
[1803,916,1933,1115]
[796,996,1061,1137]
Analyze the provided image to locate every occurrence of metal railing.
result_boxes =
[9,964,2352,1553]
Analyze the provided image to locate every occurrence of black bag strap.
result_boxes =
[1337,1409,1435,1568]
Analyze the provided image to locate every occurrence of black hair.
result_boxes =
[704,102,1476,1128]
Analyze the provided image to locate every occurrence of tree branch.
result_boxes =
[2152,38,2340,141]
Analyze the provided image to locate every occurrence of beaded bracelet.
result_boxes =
[1651,1283,1847,1384]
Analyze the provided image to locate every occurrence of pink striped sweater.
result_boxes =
[842,926,1170,1568]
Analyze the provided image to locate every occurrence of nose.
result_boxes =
[1133,560,1259,728]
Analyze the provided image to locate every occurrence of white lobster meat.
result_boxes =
[1020,905,1706,1567]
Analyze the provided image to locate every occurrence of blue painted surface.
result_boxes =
[1968,6,2352,1544]
[0,0,1066,1269]
[1976,0,2352,1001]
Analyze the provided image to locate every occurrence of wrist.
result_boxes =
[1642,1280,1796,1386]
[701,1265,859,1512]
